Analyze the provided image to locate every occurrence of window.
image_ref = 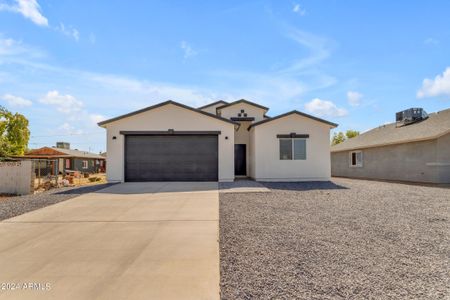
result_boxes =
[279,139,307,160]
[280,139,292,160]
[350,151,363,167]
[65,159,71,169]
[82,160,88,169]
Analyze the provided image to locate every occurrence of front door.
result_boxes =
[234,144,246,176]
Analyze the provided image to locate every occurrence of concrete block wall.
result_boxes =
[0,161,34,195]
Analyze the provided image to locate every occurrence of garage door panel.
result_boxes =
[125,135,218,181]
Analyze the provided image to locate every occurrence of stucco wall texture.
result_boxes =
[251,114,332,181]
[0,161,34,195]
[331,133,450,184]
[104,104,236,182]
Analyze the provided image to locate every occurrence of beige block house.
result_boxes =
[331,108,450,184]
[98,99,337,182]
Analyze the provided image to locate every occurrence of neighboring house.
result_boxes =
[19,142,106,176]
[98,99,337,182]
[331,108,450,184]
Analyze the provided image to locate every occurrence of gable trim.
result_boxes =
[98,100,239,127]
[197,100,228,110]
[248,110,338,130]
[216,99,269,112]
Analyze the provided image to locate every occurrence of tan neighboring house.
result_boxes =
[98,99,337,182]
[331,108,450,184]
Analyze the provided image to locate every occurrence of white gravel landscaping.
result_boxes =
[220,178,449,299]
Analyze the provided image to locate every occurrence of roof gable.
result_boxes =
[248,110,338,130]
[216,99,269,113]
[197,100,228,110]
[24,147,105,159]
[98,100,239,127]
[26,147,67,156]
[331,108,450,152]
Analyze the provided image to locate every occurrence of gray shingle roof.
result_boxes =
[52,148,105,159]
[331,108,450,152]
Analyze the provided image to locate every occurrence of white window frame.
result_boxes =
[349,150,363,167]
[82,160,88,169]
[279,138,307,160]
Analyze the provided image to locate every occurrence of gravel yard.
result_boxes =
[0,183,115,221]
[220,178,450,299]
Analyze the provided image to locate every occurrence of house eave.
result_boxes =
[98,100,239,127]
[330,133,449,153]
[248,110,338,130]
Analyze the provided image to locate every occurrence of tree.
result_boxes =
[0,106,30,157]
[345,130,360,139]
[331,132,346,145]
[331,130,360,145]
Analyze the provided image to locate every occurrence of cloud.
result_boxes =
[56,23,80,41]
[347,91,363,106]
[292,3,306,16]
[2,93,32,107]
[87,73,220,107]
[180,41,198,59]
[58,122,83,135]
[89,114,106,125]
[39,90,84,113]
[304,98,348,117]
[424,38,439,46]
[89,33,96,44]
[0,36,44,58]
[417,67,450,98]
[280,27,332,74]
[0,0,48,26]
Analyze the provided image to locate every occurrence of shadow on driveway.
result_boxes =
[261,181,348,191]
[55,183,118,195]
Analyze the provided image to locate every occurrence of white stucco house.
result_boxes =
[98,99,338,182]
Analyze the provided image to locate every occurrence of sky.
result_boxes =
[1,0,449,153]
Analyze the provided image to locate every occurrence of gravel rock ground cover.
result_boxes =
[0,183,115,221]
[220,178,450,299]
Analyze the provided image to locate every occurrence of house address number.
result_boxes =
[0,162,22,167]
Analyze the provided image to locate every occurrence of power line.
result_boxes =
[30,132,105,138]
[28,142,106,145]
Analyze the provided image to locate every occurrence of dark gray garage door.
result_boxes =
[125,135,218,181]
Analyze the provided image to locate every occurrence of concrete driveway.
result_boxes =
[0,182,219,300]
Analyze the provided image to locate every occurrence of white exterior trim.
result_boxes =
[349,150,363,168]
[101,100,336,182]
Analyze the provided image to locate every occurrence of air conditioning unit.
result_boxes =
[396,108,428,126]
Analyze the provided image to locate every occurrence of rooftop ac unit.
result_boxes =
[396,108,428,126]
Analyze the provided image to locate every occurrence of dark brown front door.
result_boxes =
[234,144,246,176]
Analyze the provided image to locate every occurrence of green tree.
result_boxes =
[345,130,360,139]
[331,130,360,145]
[0,106,30,157]
[331,132,346,145]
